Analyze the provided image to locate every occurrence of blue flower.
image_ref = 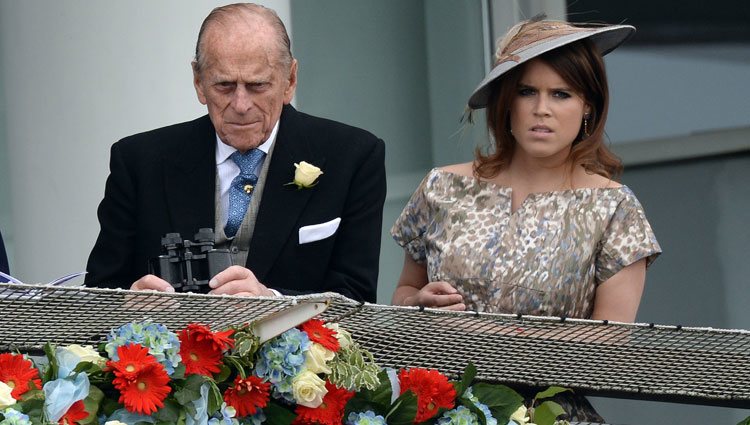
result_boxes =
[208,402,241,425]
[0,408,32,425]
[346,411,387,425]
[43,372,90,423]
[463,387,497,425]
[253,328,310,403]
[104,408,156,424]
[437,406,480,425]
[105,321,181,376]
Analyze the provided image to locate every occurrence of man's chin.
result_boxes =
[220,134,265,153]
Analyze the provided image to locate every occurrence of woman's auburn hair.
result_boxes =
[474,38,623,181]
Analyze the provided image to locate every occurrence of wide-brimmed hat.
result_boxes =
[468,19,635,109]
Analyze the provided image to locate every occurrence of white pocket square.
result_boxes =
[298,217,341,244]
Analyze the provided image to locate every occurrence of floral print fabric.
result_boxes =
[392,168,661,319]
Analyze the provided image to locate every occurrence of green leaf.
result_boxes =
[153,399,181,423]
[385,391,418,425]
[43,342,59,382]
[174,374,207,406]
[264,400,297,425]
[171,363,187,380]
[534,386,571,401]
[471,382,524,422]
[79,385,105,425]
[736,416,750,425]
[458,362,477,396]
[533,401,566,425]
[214,363,232,383]
[206,380,224,415]
[460,396,488,425]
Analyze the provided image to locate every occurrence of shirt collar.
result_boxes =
[215,120,280,165]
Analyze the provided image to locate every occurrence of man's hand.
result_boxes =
[131,274,175,292]
[404,281,466,311]
[208,265,275,297]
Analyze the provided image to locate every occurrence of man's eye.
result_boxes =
[216,82,235,89]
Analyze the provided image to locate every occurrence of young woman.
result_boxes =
[391,19,662,420]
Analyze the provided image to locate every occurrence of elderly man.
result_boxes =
[85,3,386,302]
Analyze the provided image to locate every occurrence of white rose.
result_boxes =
[293,161,323,188]
[510,405,529,425]
[324,323,352,350]
[0,381,16,409]
[291,370,328,408]
[105,421,129,425]
[65,344,106,367]
[304,343,335,374]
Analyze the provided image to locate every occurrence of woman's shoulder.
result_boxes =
[573,167,622,190]
[438,162,475,178]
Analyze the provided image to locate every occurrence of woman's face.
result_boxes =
[509,59,589,163]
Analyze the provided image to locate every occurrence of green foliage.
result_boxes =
[471,382,524,422]
[328,341,381,391]
[385,390,418,425]
[532,400,566,425]
[345,369,394,416]
[264,400,297,425]
[80,385,105,425]
[737,417,750,425]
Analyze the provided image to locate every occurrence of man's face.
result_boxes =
[193,23,297,152]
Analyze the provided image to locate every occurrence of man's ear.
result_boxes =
[283,59,298,105]
[192,61,208,105]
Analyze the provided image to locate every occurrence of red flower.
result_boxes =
[294,382,354,425]
[108,344,171,415]
[182,323,235,351]
[0,352,42,399]
[399,368,456,423]
[179,326,225,376]
[59,400,88,424]
[299,319,340,352]
[223,375,271,417]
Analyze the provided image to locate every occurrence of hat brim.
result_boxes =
[468,24,635,109]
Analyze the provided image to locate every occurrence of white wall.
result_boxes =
[0,1,290,283]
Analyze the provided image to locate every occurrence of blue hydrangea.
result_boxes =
[346,410,387,425]
[105,321,181,376]
[437,406,480,425]
[253,328,310,403]
[0,408,33,425]
[208,402,240,425]
[463,387,497,425]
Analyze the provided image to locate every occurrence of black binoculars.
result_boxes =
[148,228,232,293]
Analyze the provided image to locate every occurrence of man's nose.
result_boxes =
[230,86,253,112]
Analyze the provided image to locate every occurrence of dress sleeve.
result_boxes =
[595,188,662,283]
[390,173,432,264]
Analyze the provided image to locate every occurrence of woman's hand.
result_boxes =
[392,253,466,311]
[403,281,466,310]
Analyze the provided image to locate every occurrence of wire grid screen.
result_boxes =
[2,283,750,408]
[322,305,750,408]
[0,283,343,351]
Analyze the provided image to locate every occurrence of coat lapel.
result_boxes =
[247,105,326,280]
[162,116,216,237]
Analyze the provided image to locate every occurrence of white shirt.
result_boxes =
[215,121,279,224]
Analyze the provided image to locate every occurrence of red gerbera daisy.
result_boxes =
[106,344,158,382]
[182,323,235,352]
[58,400,88,425]
[108,344,171,415]
[179,326,224,376]
[399,368,456,423]
[223,375,271,417]
[0,352,42,399]
[294,382,354,425]
[299,319,340,352]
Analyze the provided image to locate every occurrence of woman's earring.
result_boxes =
[583,115,590,138]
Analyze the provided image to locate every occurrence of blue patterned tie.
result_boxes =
[225,149,265,237]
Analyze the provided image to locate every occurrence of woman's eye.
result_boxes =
[518,88,535,96]
[553,90,571,99]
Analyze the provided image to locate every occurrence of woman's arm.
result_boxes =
[590,259,646,322]
[392,253,465,310]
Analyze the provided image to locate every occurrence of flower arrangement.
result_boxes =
[0,319,570,425]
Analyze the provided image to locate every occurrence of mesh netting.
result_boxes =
[2,282,748,410]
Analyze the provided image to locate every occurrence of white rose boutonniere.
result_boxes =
[289,161,323,189]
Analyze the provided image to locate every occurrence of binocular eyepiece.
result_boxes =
[148,228,232,293]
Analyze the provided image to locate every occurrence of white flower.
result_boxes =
[105,421,129,425]
[64,344,106,367]
[304,342,335,374]
[509,405,530,425]
[292,370,328,408]
[0,381,16,409]
[292,161,323,188]
[324,322,352,350]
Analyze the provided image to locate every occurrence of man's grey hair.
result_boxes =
[193,3,293,73]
